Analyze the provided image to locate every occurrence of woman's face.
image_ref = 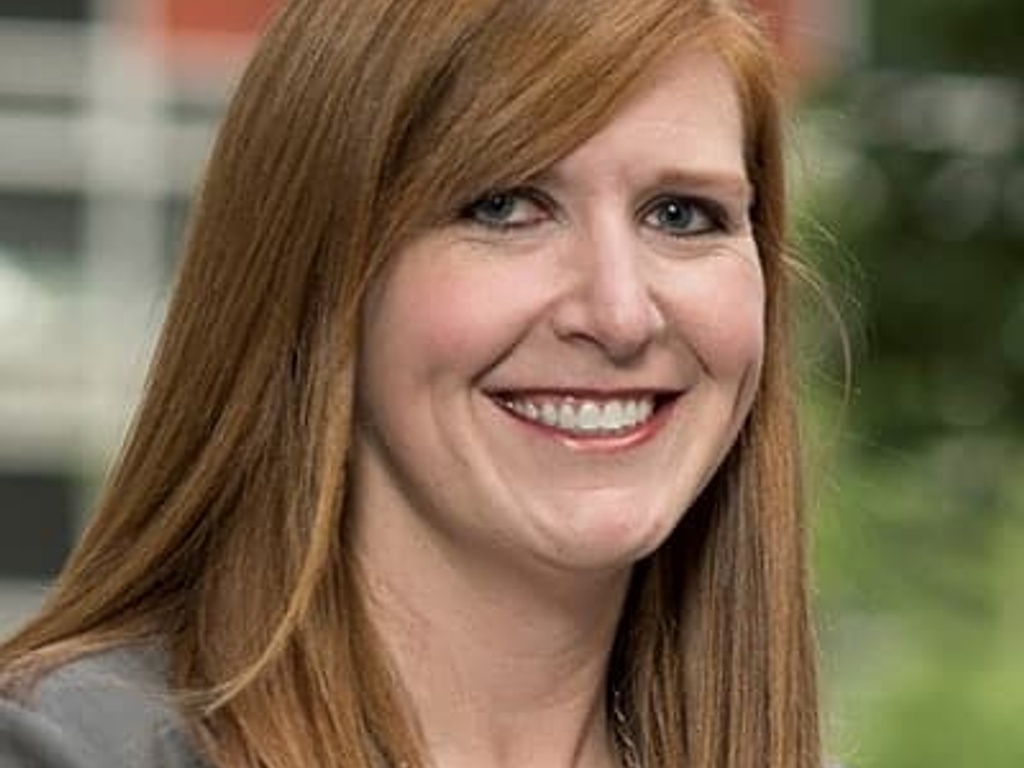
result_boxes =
[352,47,764,576]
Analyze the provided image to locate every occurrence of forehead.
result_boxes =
[548,47,747,185]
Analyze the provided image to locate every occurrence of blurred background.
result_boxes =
[0,1,1020,766]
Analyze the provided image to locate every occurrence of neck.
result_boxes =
[354,524,632,768]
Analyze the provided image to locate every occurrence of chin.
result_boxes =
[527,496,683,574]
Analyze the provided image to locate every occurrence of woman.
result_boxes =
[0,1,821,766]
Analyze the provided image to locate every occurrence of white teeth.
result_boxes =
[541,402,559,426]
[578,402,601,432]
[638,400,653,421]
[502,395,659,436]
[624,400,638,424]
[600,400,623,430]
[557,402,575,430]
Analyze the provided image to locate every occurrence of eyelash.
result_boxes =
[458,187,735,236]
[639,195,732,237]
[458,188,549,232]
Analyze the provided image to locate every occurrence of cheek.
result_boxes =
[362,253,539,384]
[669,257,766,376]
[416,283,510,372]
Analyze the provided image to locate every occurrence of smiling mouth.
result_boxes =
[490,392,678,439]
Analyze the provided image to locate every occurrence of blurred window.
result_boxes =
[0,0,90,21]
[0,191,82,271]
[0,468,76,579]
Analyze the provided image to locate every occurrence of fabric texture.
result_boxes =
[0,645,208,768]
[1,645,851,768]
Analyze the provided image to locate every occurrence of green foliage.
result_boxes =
[872,0,1024,75]
[799,1,1023,765]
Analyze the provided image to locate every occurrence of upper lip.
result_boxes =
[485,388,682,401]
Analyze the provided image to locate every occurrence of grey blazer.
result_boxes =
[0,646,208,768]
[2,647,851,768]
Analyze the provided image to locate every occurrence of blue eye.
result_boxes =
[460,189,547,230]
[643,196,725,237]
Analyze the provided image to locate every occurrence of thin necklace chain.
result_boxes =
[385,698,643,768]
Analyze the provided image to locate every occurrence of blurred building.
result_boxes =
[0,0,259,630]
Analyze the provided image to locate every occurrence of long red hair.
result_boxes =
[1,2,819,766]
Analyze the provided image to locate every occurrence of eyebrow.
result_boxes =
[530,166,755,208]
[648,169,754,206]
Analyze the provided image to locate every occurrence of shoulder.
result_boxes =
[0,644,210,768]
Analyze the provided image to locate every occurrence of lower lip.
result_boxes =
[492,398,677,453]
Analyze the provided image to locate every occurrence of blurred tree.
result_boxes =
[873,0,1024,75]
[803,1,1024,766]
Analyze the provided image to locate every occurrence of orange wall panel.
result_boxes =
[151,0,801,46]
[147,0,825,84]
[155,0,279,36]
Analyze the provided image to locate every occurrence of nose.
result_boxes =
[550,228,666,363]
